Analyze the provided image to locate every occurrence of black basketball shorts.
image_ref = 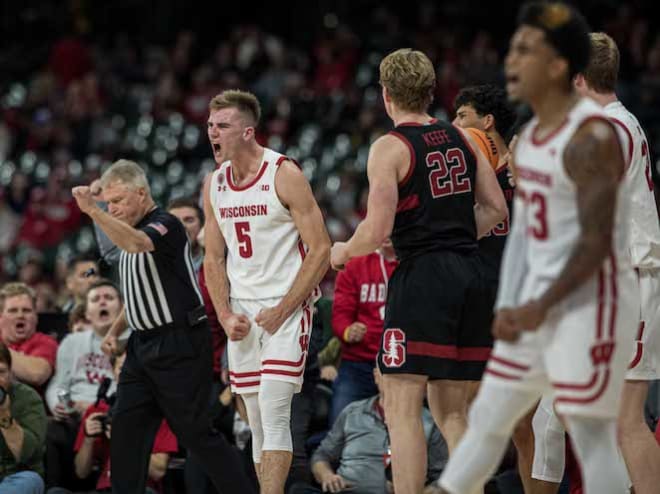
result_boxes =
[378,250,495,380]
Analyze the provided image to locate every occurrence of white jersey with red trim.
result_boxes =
[605,101,660,269]
[209,147,312,300]
[514,97,631,301]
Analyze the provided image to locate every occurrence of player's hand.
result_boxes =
[321,472,351,492]
[72,186,99,215]
[255,305,287,335]
[101,333,119,357]
[344,322,367,343]
[330,242,350,271]
[221,313,251,341]
[510,299,547,332]
[492,308,521,342]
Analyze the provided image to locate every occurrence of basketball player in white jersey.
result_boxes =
[429,3,636,493]
[202,90,331,494]
[526,32,660,494]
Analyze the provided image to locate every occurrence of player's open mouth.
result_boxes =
[213,143,221,153]
[100,309,109,318]
[16,321,25,329]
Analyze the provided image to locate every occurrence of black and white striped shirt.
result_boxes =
[119,208,205,331]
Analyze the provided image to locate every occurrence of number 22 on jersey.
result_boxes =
[425,148,472,198]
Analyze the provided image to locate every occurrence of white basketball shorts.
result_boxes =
[626,267,660,380]
[484,265,637,418]
[228,295,314,395]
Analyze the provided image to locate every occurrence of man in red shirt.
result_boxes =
[72,351,178,494]
[0,282,58,390]
[330,238,398,424]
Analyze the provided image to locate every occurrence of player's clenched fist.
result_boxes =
[221,313,251,341]
[330,242,350,271]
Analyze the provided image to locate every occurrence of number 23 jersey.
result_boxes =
[514,97,631,293]
[209,148,309,300]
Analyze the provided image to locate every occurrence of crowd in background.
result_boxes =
[1,1,660,493]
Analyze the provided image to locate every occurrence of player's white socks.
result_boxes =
[259,379,295,452]
[242,392,264,463]
[439,382,539,493]
[531,394,566,483]
[565,416,628,494]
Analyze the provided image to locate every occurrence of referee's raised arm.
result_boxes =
[73,159,256,494]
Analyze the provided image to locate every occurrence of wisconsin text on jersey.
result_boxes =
[219,204,268,219]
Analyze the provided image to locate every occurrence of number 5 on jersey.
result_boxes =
[235,221,253,258]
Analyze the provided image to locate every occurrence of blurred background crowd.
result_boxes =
[1,0,658,293]
[0,0,659,493]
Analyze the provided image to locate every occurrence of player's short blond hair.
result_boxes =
[583,32,619,93]
[0,282,36,313]
[100,159,151,193]
[379,49,436,113]
[209,90,261,126]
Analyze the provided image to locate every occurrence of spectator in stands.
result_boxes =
[0,341,48,494]
[329,238,397,423]
[44,279,119,490]
[67,303,91,333]
[302,365,446,494]
[16,250,46,289]
[167,197,204,273]
[0,282,57,390]
[59,255,99,314]
[75,350,177,494]
[48,351,178,494]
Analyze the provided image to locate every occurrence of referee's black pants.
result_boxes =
[110,323,256,494]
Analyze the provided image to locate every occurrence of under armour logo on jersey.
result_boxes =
[217,173,226,191]
[382,328,406,368]
[261,184,270,191]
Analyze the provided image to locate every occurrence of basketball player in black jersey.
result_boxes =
[331,48,507,494]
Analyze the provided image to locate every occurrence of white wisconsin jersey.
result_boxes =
[514,98,630,295]
[605,101,660,269]
[209,148,309,299]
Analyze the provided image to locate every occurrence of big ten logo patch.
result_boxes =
[261,184,270,191]
[590,341,615,366]
[299,334,309,353]
[382,328,406,368]
[217,172,227,191]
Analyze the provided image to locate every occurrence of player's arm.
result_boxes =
[459,128,508,238]
[495,192,528,311]
[335,135,402,268]
[202,175,232,321]
[264,161,331,322]
[537,120,624,313]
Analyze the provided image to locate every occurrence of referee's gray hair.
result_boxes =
[100,159,151,193]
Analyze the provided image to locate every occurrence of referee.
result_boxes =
[72,159,255,494]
